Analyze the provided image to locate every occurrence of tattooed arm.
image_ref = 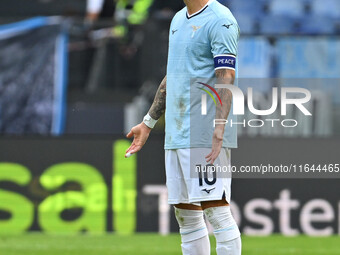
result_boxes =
[126,76,167,156]
[214,69,234,122]
[205,69,234,164]
[148,76,167,120]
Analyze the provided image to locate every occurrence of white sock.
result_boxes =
[181,235,210,255]
[175,208,210,255]
[204,206,241,255]
[216,236,241,255]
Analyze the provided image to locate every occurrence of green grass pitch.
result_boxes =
[0,234,339,255]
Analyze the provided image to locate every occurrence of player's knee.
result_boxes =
[174,207,208,243]
[204,206,240,243]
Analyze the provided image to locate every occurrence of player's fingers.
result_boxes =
[205,151,212,159]
[126,146,132,154]
[125,152,133,158]
[129,145,142,154]
[126,130,134,138]
[126,142,136,153]
[128,146,138,156]
[209,150,219,164]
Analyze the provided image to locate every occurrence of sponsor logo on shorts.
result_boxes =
[201,187,215,194]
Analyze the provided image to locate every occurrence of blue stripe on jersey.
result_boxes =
[214,54,236,70]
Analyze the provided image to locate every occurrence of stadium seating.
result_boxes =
[228,0,265,18]
[310,0,340,18]
[299,16,336,35]
[237,38,272,80]
[217,0,229,7]
[277,38,340,78]
[222,0,340,35]
[233,13,257,34]
[268,0,305,18]
[259,15,297,35]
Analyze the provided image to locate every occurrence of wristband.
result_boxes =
[143,113,158,129]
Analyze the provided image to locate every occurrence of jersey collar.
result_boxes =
[186,0,215,19]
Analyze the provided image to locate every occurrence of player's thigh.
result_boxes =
[165,149,191,204]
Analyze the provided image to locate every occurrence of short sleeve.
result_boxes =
[209,18,239,70]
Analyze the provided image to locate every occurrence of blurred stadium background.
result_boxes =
[0,0,339,254]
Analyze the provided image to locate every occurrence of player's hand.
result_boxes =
[125,122,151,157]
[205,126,224,164]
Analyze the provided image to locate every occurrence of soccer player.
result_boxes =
[126,0,241,254]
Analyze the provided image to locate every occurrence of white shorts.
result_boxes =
[165,148,232,205]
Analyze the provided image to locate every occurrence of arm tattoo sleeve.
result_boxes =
[148,76,167,120]
[215,69,235,123]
